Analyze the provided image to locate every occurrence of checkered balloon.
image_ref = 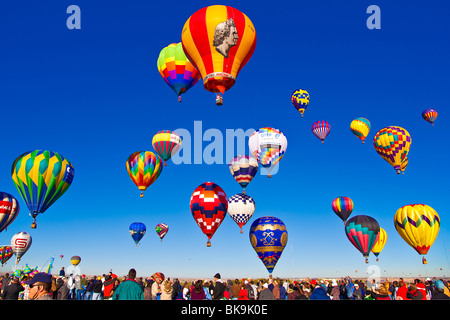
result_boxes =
[228,193,256,233]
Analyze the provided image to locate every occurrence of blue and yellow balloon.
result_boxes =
[249,216,288,274]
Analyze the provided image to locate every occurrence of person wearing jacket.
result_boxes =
[309,285,331,300]
[1,277,24,300]
[406,284,423,300]
[56,277,70,300]
[330,281,340,300]
[258,283,275,300]
[112,268,144,300]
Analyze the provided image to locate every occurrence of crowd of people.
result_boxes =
[0,267,449,300]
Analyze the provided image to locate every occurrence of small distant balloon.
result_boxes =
[70,255,81,266]
[11,231,32,264]
[291,89,310,117]
[311,120,330,143]
[373,126,411,174]
[228,155,258,193]
[331,196,353,223]
[422,108,437,126]
[350,117,371,144]
[228,193,256,233]
[129,222,146,246]
[155,223,169,241]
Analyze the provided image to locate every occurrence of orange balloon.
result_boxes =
[181,5,256,101]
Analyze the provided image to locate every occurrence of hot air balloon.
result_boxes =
[155,223,169,241]
[228,155,258,193]
[11,231,32,264]
[125,151,163,197]
[394,204,440,263]
[181,5,257,106]
[400,157,408,174]
[129,222,146,246]
[152,130,182,166]
[70,255,81,266]
[0,245,13,266]
[291,89,310,117]
[311,120,330,143]
[11,150,75,229]
[228,193,255,233]
[0,192,20,232]
[350,117,371,144]
[249,216,288,274]
[331,196,353,223]
[190,182,228,247]
[422,108,437,126]
[373,126,411,174]
[249,128,287,178]
[371,227,387,261]
[345,215,380,263]
[157,42,201,102]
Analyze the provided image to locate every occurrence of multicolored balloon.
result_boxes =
[190,182,228,247]
[228,155,258,193]
[249,216,288,274]
[181,5,257,105]
[157,42,201,102]
[126,151,163,197]
[394,204,440,263]
[311,120,330,143]
[0,192,20,233]
[11,150,75,229]
[350,117,371,144]
[371,227,387,261]
[228,193,256,233]
[345,215,380,263]
[331,196,353,223]
[129,222,147,246]
[155,223,169,241]
[70,255,81,266]
[422,108,437,126]
[152,130,182,166]
[291,89,310,117]
[0,245,13,266]
[373,126,411,174]
[11,231,32,264]
[249,128,288,178]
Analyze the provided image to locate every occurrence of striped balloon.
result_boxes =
[249,127,287,178]
[181,5,257,105]
[228,155,258,193]
[126,151,163,197]
[157,42,201,102]
[373,126,411,174]
[70,255,81,266]
[155,223,169,241]
[371,227,387,261]
[228,193,256,233]
[422,108,437,126]
[152,130,182,166]
[345,215,380,263]
[311,120,330,143]
[331,196,353,223]
[0,245,13,266]
[11,150,75,229]
[291,89,310,117]
[350,117,371,144]
[0,192,20,233]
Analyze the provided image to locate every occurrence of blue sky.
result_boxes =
[1,0,449,280]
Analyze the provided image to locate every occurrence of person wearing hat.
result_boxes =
[212,273,225,300]
[431,280,450,300]
[25,272,53,300]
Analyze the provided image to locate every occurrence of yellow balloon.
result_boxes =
[371,228,387,261]
[373,126,411,174]
[394,204,440,257]
[350,117,371,144]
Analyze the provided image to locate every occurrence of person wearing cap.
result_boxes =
[25,272,53,300]
[212,273,225,300]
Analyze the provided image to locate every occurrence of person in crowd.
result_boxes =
[25,272,53,300]
[431,280,450,300]
[112,268,144,300]
[160,279,173,300]
[1,277,24,300]
[56,277,70,300]
[258,283,275,300]
[212,273,225,300]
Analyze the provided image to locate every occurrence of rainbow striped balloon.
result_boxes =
[422,108,437,126]
[350,117,371,144]
[331,196,353,223]
[311,120,331,143]
[157,42,200,102]
[126,151,163,197]
[152,130,182,166]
